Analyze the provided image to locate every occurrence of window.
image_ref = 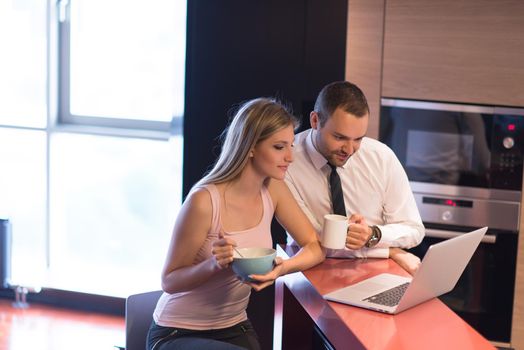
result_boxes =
[0,0,186,298]
[0,129,47,288]
[0,0,47,127]
[61,0,185,132]
[0,0,48,290]
[49,133,182,296]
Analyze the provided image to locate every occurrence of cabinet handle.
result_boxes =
[425,228,496,244]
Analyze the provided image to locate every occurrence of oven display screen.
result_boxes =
[422,197,473,208]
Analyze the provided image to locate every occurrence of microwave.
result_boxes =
[379,98,524,192]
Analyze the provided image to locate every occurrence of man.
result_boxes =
[285,81,424,274]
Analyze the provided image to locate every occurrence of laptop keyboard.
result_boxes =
[363,282,410,307]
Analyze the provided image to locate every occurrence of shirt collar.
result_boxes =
[305,129,352,170]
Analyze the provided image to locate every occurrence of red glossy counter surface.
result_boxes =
[274,244,495,350]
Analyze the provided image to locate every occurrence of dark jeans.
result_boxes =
[146,319,261,350]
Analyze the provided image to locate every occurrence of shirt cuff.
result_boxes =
[361,247,389,258]
[324,247,389,259]
[288,235,389,259]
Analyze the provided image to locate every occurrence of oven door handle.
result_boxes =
[425,228,497,244]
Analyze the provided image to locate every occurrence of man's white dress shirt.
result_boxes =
[285,129,424,258]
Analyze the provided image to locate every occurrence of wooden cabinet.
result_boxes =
[382,0,524,107]
[345,0,385,140]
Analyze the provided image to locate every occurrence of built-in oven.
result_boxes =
[380,98,523,345]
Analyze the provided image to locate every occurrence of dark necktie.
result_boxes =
[328,163,346,216]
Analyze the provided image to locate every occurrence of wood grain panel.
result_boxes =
[345,0,386,140]
[382,0,524,107]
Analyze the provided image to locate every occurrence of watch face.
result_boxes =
[366,226,380,248]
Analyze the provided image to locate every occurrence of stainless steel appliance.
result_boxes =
[380,98,523,344]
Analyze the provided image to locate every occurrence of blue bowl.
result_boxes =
[232,247,276,282]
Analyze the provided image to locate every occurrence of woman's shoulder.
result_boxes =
[266,179,290,203]
[184,186,214,216]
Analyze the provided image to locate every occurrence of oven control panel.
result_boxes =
[414,193,520,232]
[491,114,523,189]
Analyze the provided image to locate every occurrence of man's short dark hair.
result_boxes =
[314,81,369,126]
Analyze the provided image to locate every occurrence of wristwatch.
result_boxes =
[365,225,382,248]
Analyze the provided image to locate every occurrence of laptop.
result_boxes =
[323,226,488,314]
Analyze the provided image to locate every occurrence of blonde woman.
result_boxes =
[147,98,324,350]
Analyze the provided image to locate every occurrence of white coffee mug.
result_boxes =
[321,214,348,249]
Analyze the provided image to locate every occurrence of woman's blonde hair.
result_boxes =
[194,97,299,188]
